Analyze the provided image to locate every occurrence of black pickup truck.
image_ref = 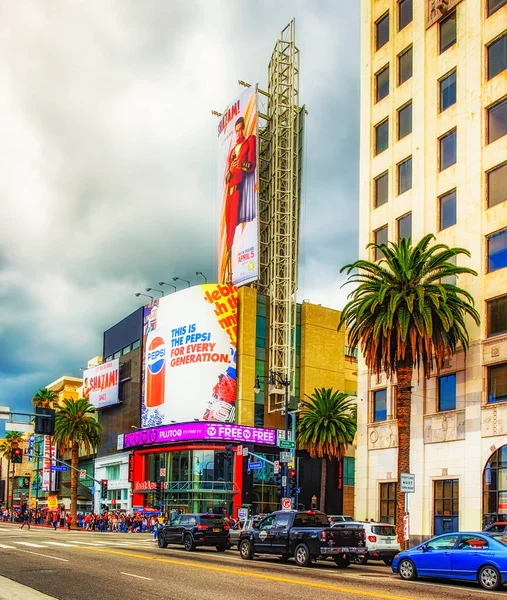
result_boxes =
[238,510,366,567]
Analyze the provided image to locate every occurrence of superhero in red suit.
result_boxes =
[225,117,256,254]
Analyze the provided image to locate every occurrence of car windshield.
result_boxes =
[372,525,396,536]
[200,516,225,526]
[490,534,507,547]
[487,524,506,532]
[293,513,329,527]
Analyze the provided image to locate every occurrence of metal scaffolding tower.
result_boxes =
[258,21,304,412]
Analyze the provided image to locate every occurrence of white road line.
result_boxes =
[71,541,101,546]
[120,572,153,581]
[45,542,76,547]
[14,542,47,548]
[0,544,15,549]
[18,549,69,562]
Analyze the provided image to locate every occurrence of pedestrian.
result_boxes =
[153,518,159,541]
[20,512,30,530]
[52,512,58,531]
[66,514,72,531]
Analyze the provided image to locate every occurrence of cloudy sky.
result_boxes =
[0,0,360,425]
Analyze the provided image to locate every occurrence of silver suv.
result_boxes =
[331,521,400,565]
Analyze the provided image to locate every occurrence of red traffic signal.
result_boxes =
[12,448,23,464]
[288,469,297,479]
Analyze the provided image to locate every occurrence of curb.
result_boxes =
[0,576,57,600]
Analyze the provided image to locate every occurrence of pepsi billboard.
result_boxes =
[141,284,238,428]
[83,359,120,409]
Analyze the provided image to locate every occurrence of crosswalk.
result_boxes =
[0,539,156,551]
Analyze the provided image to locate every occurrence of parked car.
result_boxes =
[238,510,366,567]
[229,517,264,548]
[392,531,507,591]
[332,521,399,565]
[484,521,507,533]
[158,513,230,552]
[328,515,353,523]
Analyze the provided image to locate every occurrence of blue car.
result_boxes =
[392,531,507,591]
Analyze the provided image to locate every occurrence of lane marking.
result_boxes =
[0,544,15,549]
[77,547,412,600]
[120,572,153,581]
[14,542,47,548]
[45,542,76,548]
[18,550,69,562]
[71,541,101,546]
[407,578,507,597]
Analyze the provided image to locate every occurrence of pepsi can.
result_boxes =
[146,334,166,407]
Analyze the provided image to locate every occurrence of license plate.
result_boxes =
[213,528,221,532]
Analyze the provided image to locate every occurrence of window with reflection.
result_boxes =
[483,445,507,527]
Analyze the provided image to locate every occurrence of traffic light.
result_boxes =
[101,479,108,499]
[224,444,233,462]
[155,480,162,501]
[288,468,297,496]
[35,408,56,436]
[12,448,23,464]
[275,471,283,498]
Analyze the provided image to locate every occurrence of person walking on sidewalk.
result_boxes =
[66,514,72,531]
[20,512,30,530]
[52,511,59,531]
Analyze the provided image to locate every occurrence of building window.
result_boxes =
[376,65,389,102]
[398,102,412,140]
[254,404,264,428]
[488,0,507,16]
[398,47,413,85]
[374,225,388,260]
[106,465,120,480]
[488,363,507,403]
[122,345,130,356]
[488,34,507,80]
[373,389,387,422]
[113,351,121,359]
[487,295,507,337]
[375,119,389,155]
[439,189,457,230]
[438,374,457,412]
[439,129,457,171]
[132,339,141,350]
[397,213,412,241]
[488,163,507,208]
[488,229,507,272]
[343,457,355,486]
[374,171,389,208]
[440,70,456,112]
[376,13,389,50]
[483,445,507,527]
[488,98,507,144]
[440,12,457,53]
[380,482,397,524]
[441,255,457,285]
[398,157,412,195]
[398,0,413,31]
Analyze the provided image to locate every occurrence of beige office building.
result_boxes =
[357,0,507,540]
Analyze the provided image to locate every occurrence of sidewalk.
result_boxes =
[0,576,57,600]
[0,521,152,534]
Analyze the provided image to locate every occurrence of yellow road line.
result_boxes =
[78,547,412,600]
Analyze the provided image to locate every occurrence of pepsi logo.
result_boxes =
[147,336,166,375]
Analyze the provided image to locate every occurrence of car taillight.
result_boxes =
[368,535,377,543]
[195,525,209,530]
[320,531,327,541]
[223,525,230,530]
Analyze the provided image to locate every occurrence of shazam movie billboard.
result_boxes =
[217,85,259,287]
[141,284,238,427]
[83,359,120,409]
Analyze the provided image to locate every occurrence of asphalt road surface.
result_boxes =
[0,523,505,600]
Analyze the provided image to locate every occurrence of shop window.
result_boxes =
[488,98,507,144]
[398,0,412,31]
[487,295,507,337]
[488,0,507,16]
[380,482,396,524]
[440,70,456,112]
[375,119,389,155]
[374,171,389,208]
[397,157,412,195]
[488,163,507,208]
[439,129,457,171]
[373,389,387,422]
[434,480,459,535]
[439,190,457,230]
[374,225,388,260]
[376,13,389,50]
[438,374,457,412]
[397,102,412,140]
[398,47,413,85]
[488,363,507,403]
[397,213,412,241]
[440,12,456,54]
[488,34,507,80]
[488,229,507,272]
[376,65,390,103]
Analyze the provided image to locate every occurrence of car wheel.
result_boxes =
[239,539,254,560]
[278,554,290,563]
[334,556,351,568]
[478,565,502,591]
[398,559,418,581]
[383,558,393,566]
[216,544,227,552]
[184,534,196,552]
[353,554,368,565]
[294,544,312,567]
[157,534,168,549]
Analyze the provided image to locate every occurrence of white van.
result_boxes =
[331,521,400,565]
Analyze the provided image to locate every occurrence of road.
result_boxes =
[0,523,504,600]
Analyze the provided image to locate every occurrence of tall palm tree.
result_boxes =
[32,388,58,409]
[53,398,102,529]
[339,234,480,546]
[297,388,357,513]
[0,431,24,513]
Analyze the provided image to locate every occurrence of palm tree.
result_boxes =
[0,431,24,513]
[297,388,357,513]
[32,388,58,410]
[339,234,480,546]
[53,398,102,529]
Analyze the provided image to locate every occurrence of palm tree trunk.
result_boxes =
[320,458,327,513]
[6,459,10,515]
[71,442,79,529]
[396,358,413,551]
[11,462,16,517]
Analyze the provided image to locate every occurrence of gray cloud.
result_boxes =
[0,0,359,421]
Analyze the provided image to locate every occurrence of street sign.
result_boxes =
[274,460,280,473]
[276,430,293,444]
[242,447,249,457]
[280,452,292,462]
[0,407,10,420]
[403,514,409,541]
[400,473,415,493]
[238,507,248,520]
[282,476,287,487]
[79,469,87,479]
[50,465,68,472]
[160,468,166,477]
[47,495,58,510]
[281,498,292,510]
[236,445,243,455]
[248,461,262,470]
[91,486,96,494]
[280,439,295,449]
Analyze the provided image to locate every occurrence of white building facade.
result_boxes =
[94,452,132,513]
